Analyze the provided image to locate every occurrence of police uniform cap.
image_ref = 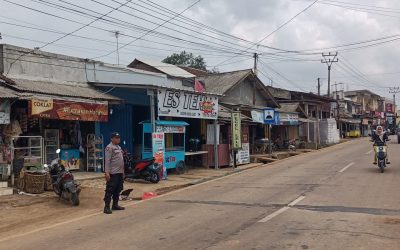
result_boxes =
[111,132,121,138]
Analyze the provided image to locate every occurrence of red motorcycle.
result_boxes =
[123,149,161,183]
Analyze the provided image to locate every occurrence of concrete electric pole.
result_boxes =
[253,52,259,76]
[321,52,339,97]
[317,78,321,96]
[389,87,400,116]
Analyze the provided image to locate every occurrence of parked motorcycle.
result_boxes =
[46,149,81,206]
[287,139,296,151]
[123,149,161,183]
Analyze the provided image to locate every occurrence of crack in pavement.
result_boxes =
[166,199,285,208]
[287,227,400,240]
[294,205,400,216]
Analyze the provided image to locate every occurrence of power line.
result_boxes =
[4,0,133,75]
[214,0,320,67]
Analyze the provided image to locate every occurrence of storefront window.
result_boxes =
[165,133,184,152]
[143,133,152,152]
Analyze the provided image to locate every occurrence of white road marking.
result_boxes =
[339,162,355,173]
[258,196,306,223]
[365,150,373,155]
[288,195,306,207]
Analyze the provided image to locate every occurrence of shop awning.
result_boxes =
[218,105,252,122]
[339,118,361,124]
[0,85,18,98]
[6,77,121,102]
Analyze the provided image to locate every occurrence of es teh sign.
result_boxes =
[158,89,218,119]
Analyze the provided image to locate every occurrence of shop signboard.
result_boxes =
[0,100,11,124]
[251,110,264,123]
[278,112,299,125]
[157,89,218,119]
[386,103,394,113]
[263,108,277,125]
[231,111,242,149]
[152,132,166,179]
[230,143,250,165]
[30,99,108,122]
[155,125,185,133]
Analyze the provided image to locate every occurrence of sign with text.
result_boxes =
[251,110,264,123]
[155,125,185,134]
[230,143,250,165]
[231,111,242,149]
[30,99,108,122]
[152,132,165,179]
[158,89,218,119]
[278,112,299,125]
[386,103,394,113]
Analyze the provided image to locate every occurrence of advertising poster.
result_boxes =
[152,132,166,180]
[230,143,250,165]
[158,89,218,119]
[60,149,80,170]
[30,99,108,122]
[231,111,242,149]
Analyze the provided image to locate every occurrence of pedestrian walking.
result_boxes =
[103,132,125,214]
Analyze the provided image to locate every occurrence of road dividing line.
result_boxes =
[288,195,306,207]
[258,196,306,223]
[365,150,373,155]
[339,162,355,173]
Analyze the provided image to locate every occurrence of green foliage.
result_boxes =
[162,51,207,71]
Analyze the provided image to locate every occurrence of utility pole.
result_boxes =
[253,52,259,76]
[317,78,321,96]
[321,52,339,97]
[389,87,400,116]
[111,30,121,65]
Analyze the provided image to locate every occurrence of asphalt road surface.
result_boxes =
[2,138,400,250]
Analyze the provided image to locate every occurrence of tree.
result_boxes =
[162,51,207,71]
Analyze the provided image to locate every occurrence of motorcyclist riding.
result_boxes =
[371,126,390,165]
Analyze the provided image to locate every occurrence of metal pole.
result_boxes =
[327,65,331,97]
[148,90,156,132]
[213,119,219,169]
[317,78,320,96]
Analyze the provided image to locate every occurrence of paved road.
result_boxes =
[2,138,400,250]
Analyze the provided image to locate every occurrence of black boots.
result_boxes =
[112,202,125,211]
[104,205,112,214]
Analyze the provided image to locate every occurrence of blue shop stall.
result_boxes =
[141,120,189,173]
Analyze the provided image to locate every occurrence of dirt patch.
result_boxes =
[383,218,400,225]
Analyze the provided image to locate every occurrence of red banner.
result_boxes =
[29,99,108,122]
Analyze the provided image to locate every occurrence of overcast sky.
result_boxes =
[1,0,399,98]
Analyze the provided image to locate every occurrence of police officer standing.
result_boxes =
[103,132,125,214]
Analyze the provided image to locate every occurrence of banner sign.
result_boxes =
[155,125,185,134]
[251,110,264,123]
[152,132,166,179]
[0,100,11,124]
[158,89,218,119]
[230,143,250,165]
[278,112,299,125]
[30,99,108,122]
[386,103,393,113]
[231,111,242,149]
[264,108,276,125]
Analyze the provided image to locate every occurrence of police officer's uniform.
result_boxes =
[103,132,125,214]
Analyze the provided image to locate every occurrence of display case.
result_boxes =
[44,129,59,165]
[86,134,104,172]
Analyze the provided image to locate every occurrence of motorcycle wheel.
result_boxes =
[148,169,160,184]
[71,192,80,206]
[176,161,186,175]
[378,161,385,173]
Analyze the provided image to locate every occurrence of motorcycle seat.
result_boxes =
[133,157,155,164]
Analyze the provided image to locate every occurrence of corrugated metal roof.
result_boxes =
[278,103,299,113]
[0,85,18,98]
[8,77,119,101]
[132,58,195,78]
[198,69,251,95]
